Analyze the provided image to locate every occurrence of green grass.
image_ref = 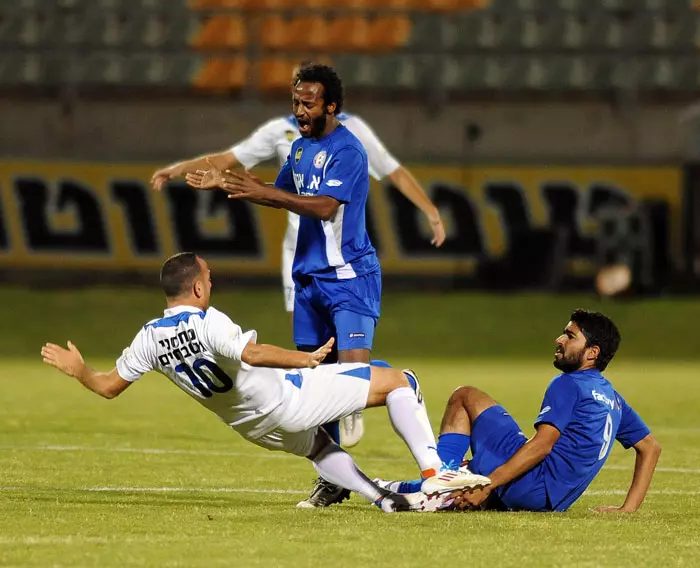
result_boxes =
[1,289,699,566]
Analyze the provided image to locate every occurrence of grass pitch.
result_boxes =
[0,289,699,567]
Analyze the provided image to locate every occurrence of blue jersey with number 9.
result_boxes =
[534,369,650,512]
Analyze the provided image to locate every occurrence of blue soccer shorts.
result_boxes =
[293,271,381,351]
[469,405,550,512]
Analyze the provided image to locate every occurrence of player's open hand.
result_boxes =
[222,171,267,199]
[307,337,335,368]
[429,216,446,247]
[150,167,175,191]
[449,484,492,510]
[41,341,85,378]
[185,157,225,190]
[592,505,635,513]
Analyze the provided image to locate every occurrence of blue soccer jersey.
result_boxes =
[274,124,380,281]
[534,369,650,512]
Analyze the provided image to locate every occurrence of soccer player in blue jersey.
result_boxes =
[378,309,662,513]
[187,63,391,507]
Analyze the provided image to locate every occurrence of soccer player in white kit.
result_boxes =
[40,252,489,513]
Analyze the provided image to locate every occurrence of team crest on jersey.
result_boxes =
[294,147,303,163]
[313,151,327,169]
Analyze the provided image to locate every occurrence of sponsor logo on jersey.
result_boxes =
[326,179,343,187]
[294,147,303,163]
[592,389,615,410]
[293,172,304,191]
[349,332,366,338]
[538,406,551,416]
[308,175,321,192]
[313,151,327,169]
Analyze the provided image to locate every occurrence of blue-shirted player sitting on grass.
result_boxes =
[377,310,662,513]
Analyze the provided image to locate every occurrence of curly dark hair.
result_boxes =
[294,63,344,115]
[570,309,621,371]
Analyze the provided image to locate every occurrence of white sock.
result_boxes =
[312,445,383,503]
[386,386,442,475]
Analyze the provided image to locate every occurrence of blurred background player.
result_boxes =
[40,252,490,513]
[377,309,661,513]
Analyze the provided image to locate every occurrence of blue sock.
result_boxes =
[396,479,423,493]
[323,421,341,445]
[370,359,392,368]
[437,432,471,469]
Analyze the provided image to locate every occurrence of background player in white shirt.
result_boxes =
[40,252,489,512]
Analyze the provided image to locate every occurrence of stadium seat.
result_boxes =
[125,53,170,85]
[260,56,324,91]
[368,16,412,51]
[441,56,515,92]
[444,11,497,50]
[261,15,291,50]
[373,55,423,89]
[259,58,286,92]
[423,0,475,12]
[285,16,331,50]
[405,14,444,50]
[78,52,128,85]
[0,52,46,85]
[191,14,246,49]
[192,56,248,91]
[0,10,42,47]
[326,16,371,51]
[188,0,252,9]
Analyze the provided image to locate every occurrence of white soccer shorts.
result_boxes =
[241,363,371,457]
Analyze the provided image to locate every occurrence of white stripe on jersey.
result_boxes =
[321,204,356,280]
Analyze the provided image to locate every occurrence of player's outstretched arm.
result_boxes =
[455,423,560,510]
[222,172,341,220]
[41,341,131,399]
[151,151,238,191]
[241,338,334,369]
[594,433,661,513]
[388,166,445,247]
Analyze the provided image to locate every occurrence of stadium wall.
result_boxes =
[0,98,692,164]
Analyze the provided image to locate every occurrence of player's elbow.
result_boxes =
[314,197,340,221]
[538,444,554,459]
[241,344,263,367]
[98,388,119,400]
[318,206,338,221]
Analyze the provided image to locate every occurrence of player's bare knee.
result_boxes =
[448,385,479,407]
[366,367,409,407]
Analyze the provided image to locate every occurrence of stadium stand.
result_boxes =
[1,0,699,95]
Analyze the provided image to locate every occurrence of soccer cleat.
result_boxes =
[421,468,491,497]
[375,491,458,513]
[339,411,365,447]
[402,368,426,409]
[373,477,422,494]
[296,477,351,509]
[372,460,473,495]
